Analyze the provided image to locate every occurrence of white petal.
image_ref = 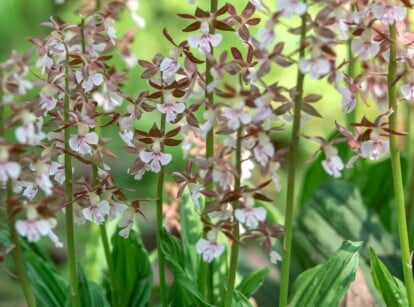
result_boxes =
[196,239,210,254]
[75,71,84,83]
[213,243,225,258]
[82,207,94,222]
[401,84,414,101]
[360,141,374,158]
[157,103,167,113]
[159,153,172,165]
[160,58,173,71]
[150,159,161,172]
[173,102,186,113]
[239,112,251,125]
[98,200,110,215]
[294,2,307,16]
[139,151,153,163]
[91,73,104,86]
[15,220,29,236]
[234,209,246,224]
[119,224,132,238]
[253,207,267,221]
[6,162,21,179]
[48,231,64,248]
[85,132,99,145]
[298,59,309,74]
[35,220,52,236]
[188,35,202,48]
[209,34,222,47]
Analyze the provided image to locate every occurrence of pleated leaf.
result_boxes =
[289,240,362,306]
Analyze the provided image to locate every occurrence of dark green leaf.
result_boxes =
[25,251,68,307]
[180,195,203,278]
[289,240,362,306]
[370,248,408,307]
[66,265,110,307]
[232,289,252,307]
[160,228,213,306]
[111,229,152,307]
[236,267,271,298]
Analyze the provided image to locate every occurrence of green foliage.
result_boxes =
[159,228,213,307]
[300,145,406,233]
[232,289,252,307]
[24,251,68,307]
[179,195,203,278]
[370,248,408,307]
[236,267,271,299]
[289,240,362,306]
[111,229,152,307]
[64,265,110,307]
[293,181,401,278]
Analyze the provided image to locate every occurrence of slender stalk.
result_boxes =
[405,11,414,246]
[279,8,307,307]
[92,165,116,304]
[80,16,115,301]
[198,0,218,301]
[95,0,101,10]
[156,111,168,307]
[223,127,242,307]
[2,65,35,306]
[346,34,356,125]
[388,23,414,307]
[406,105,414,245]
[7,182,36,307]
[0,68,4,137]
[63,44,80,307]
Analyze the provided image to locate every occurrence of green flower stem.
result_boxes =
[80,16,115,293]
[388,23,414,307]
[198,0,218,302]
[157,112,168,307]
[0,68,5,136]
[0,67,36,307]
[205,0,218,168]
[92,164,116,304]
[388,23,414,306]
[7,182,36,307]
[346,35,356,125]
[64,45,80,307]
[223,127,242,307]
[279,8,307,307]
[3,66,35,307]
[407,1,414,243]
[406,104,414,245]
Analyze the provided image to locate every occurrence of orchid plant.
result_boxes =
[1,0,414,306]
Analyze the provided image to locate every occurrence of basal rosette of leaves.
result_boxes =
[0,0,414,307]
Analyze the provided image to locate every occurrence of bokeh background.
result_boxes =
[1,0,397,306]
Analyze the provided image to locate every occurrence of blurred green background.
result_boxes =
[1,0,397,306]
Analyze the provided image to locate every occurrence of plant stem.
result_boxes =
[346,34,355,125]
[279,8,307,307]
[406,104,414,246]
[92,164,115,304]
[2,65,36,307]
[198,0,218,301]
[7,182,36,307]
[63,44,80,307]
[0,67,36,307]
[80,16,115,295]
[407,0,414,245]
[157,112,168,307]
[0,68,4,137]
[223,127,242,307]
[388,23,414,307]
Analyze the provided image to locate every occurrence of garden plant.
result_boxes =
[1,0,414,306]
